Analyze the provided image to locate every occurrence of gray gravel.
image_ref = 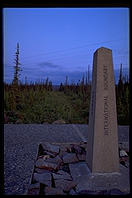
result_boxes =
[4,124,129,195]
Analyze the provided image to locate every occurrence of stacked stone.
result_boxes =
[27,142,86,195]
[27,142,129,195]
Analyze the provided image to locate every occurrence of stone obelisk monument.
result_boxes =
[86,47,119,173]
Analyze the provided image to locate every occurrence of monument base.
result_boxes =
[77,164,129,194]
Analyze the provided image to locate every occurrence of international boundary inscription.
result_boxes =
[104,95,108,135]
[103,64,109,135]
[103,65,108,90]
[86,47,119,173]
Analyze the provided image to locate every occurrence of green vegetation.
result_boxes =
[116,64,129,125]
[4,74,129,125]
[4,82,91,124]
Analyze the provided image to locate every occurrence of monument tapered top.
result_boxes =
[94,47,112,54]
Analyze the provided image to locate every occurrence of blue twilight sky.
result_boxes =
[3,8,129,85]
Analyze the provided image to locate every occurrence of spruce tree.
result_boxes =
[12,43,21,85]
[118,63,124,98]
[11,42,22,112]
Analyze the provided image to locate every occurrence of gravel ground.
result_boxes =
[4,124,129,195]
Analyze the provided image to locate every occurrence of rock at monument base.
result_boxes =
[69,162,91,181]
[27,141,130,195]
[41,142,60,154]
[119,142,129,151]
[34,172,51,181]
[120,149,128,157]
[27,183,40,195]
[77,153,86,161]
[73,145,83,154]
[38,154,50,160]
[35,158,59,170]
[52,170,72,180]
[55,179,77,192]
[60,164,70,173]
[59,150,68,159]
[33,173,52,186]
[69,188,77,195]
[27,188,40,195]
[45,155,62,165]
[119,156,129,168]
[75,176,92,193]
[35,168,51,174]
[63,153,79,163]
[120,156,129,162]
[44,151,57,158]
[63,180,78,192]
[80,142,87,149]
[44,186,66,195]
[65,144,75,152]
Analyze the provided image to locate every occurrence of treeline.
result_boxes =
[4,77,53,92]
[59,74,91,101]
[4,75,91,124]
[58,64,129,125]
[115,64,129,125]
[4,43,129,124]
[4,67,129,125]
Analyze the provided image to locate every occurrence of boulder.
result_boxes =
[27,183,40,195]
[63,153,79,163]
[15,119,23,124]
[69,188,77,195]
[80,142,87,149]
[41,142,60,154]
[65,144,75,153]
[60,164,70,173]
[119,142,129,151]
[52,119,66,124]
[120,159,127,167]
[55,179,77,192]
[120,150,128,157]
[45,155,62,165]
[34,172,51,181]
[44,187,66,195]
[27,188,40,195]
[33,173,51,187]
[73,145,83,154]
[28,182,40,189]
[59,150,68,159]
[45,151,57,158]
[38,155,50,160]
[35,158,58,171]
[77,154,86,161]
[35,168,51,174]
[52,170,72,180]
[58,145,68,158]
